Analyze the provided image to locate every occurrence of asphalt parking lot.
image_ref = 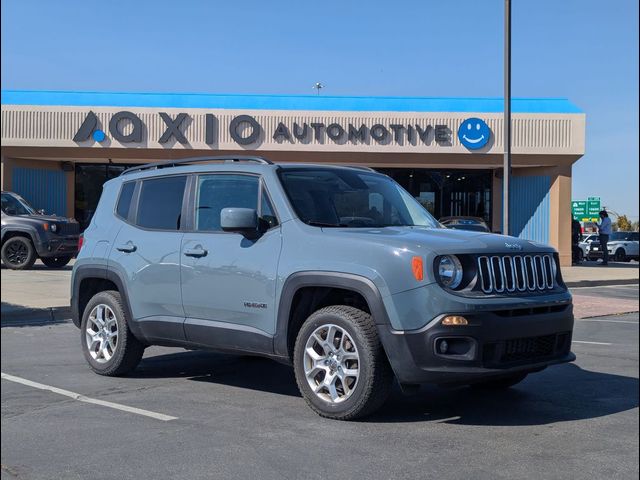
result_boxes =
[1,282,638,480]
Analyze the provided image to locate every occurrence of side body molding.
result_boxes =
[273,271,391,358]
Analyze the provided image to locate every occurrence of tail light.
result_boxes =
[78,234,84,251]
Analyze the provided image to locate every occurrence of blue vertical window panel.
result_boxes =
[12,168,67,216]
[499,176,551,244]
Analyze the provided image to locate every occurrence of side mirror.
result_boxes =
[37,209,46,215]
[221,208,259,238]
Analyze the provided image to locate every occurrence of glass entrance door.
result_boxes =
[74,163,137,230]
[378,169,493,225]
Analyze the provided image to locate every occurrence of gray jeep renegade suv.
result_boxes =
[71,156,575,420]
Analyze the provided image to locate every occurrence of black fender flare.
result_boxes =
[71,265,142,341]
[273,271,391,358]
[1,225,38,247]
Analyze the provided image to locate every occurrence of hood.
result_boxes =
[3,213,76,226]
[320,226,554,255]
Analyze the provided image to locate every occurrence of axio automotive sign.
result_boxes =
[73,110,491,150]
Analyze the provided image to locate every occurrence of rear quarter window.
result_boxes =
[115,181,136,220]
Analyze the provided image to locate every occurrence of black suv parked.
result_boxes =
[1,191,80,269]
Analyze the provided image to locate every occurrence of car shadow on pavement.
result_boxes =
[132,351,638,425]
[367,363,639,425]
[132,350,301,397]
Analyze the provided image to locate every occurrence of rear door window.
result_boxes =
[136,176,187,230]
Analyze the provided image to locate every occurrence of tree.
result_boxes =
[614,215,632,231]
[632,221,640,232]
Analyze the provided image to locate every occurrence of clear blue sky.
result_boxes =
[1,0,638,219]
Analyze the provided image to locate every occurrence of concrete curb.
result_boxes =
[566,279,640,288]
[1,306,71,326]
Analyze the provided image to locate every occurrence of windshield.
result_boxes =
[278,168,440,228]
[1,192,36,216]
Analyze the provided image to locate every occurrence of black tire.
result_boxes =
[614,248,627,262]
[41,255,72,268]
[470,372,528,390]
[1,236,37,270]
[80,290,144,376]
[577,249,584,263]
[293,305,393,420]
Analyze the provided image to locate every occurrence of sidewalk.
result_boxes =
[1,262,73,325]
[563,262,639,287]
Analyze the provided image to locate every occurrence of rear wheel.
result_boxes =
[614,248,628,262]
[293,305,393,420]
[470,372,528,390]
[81,290,144,376]
[1,236,36,270]
[41,255,72,268]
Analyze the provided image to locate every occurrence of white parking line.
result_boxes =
[1,372,177,422]
[571,284,638,290]
[577,318,638,324]
[572,340,613,346]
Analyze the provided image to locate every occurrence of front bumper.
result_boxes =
[35,234,79,258]
[378,301,575,385]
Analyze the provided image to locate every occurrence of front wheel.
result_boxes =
[1,236,36,270]
[81,290,144,376]
[41,255,72,268]
[470,372,528,390]
[293,305,393,420]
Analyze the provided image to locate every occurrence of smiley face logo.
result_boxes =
[458,118,491,150]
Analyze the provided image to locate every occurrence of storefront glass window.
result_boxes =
[378,169,493,226]
[75,163,137,230]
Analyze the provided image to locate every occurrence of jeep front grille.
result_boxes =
[477,254,556,294]
[58,222,80,236]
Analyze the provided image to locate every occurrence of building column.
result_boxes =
[549,165,572,267]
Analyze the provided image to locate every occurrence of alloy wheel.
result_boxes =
[5,240,29,265]
[85,304,118,364]
[303,324,360,404]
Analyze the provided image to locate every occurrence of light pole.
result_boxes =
[503,0,512,236]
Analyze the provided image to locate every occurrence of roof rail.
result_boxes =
[122,156,274,175]
[347,165,377,172]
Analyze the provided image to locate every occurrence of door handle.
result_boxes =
[184,246,208,258]
[116,242,137,253]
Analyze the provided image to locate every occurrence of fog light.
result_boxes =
[439,340,449,354]
[441,315,468,326]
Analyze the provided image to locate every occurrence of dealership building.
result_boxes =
[1,90,585,265]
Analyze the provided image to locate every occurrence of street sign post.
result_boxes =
[587,197,601,221]
[572,197,600,223]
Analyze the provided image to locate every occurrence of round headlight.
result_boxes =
[438,255,463,289]
[50,223,58,233]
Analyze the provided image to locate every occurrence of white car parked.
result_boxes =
[577,234,598,262]
[588,232,639,262]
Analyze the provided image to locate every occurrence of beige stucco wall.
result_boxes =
[1,104,585,266]
[1,105,585,156]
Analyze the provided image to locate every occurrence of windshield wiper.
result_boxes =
[306,221,349,227]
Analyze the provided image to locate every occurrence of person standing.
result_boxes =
[571,215,583,264]
[597,210,612,265]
